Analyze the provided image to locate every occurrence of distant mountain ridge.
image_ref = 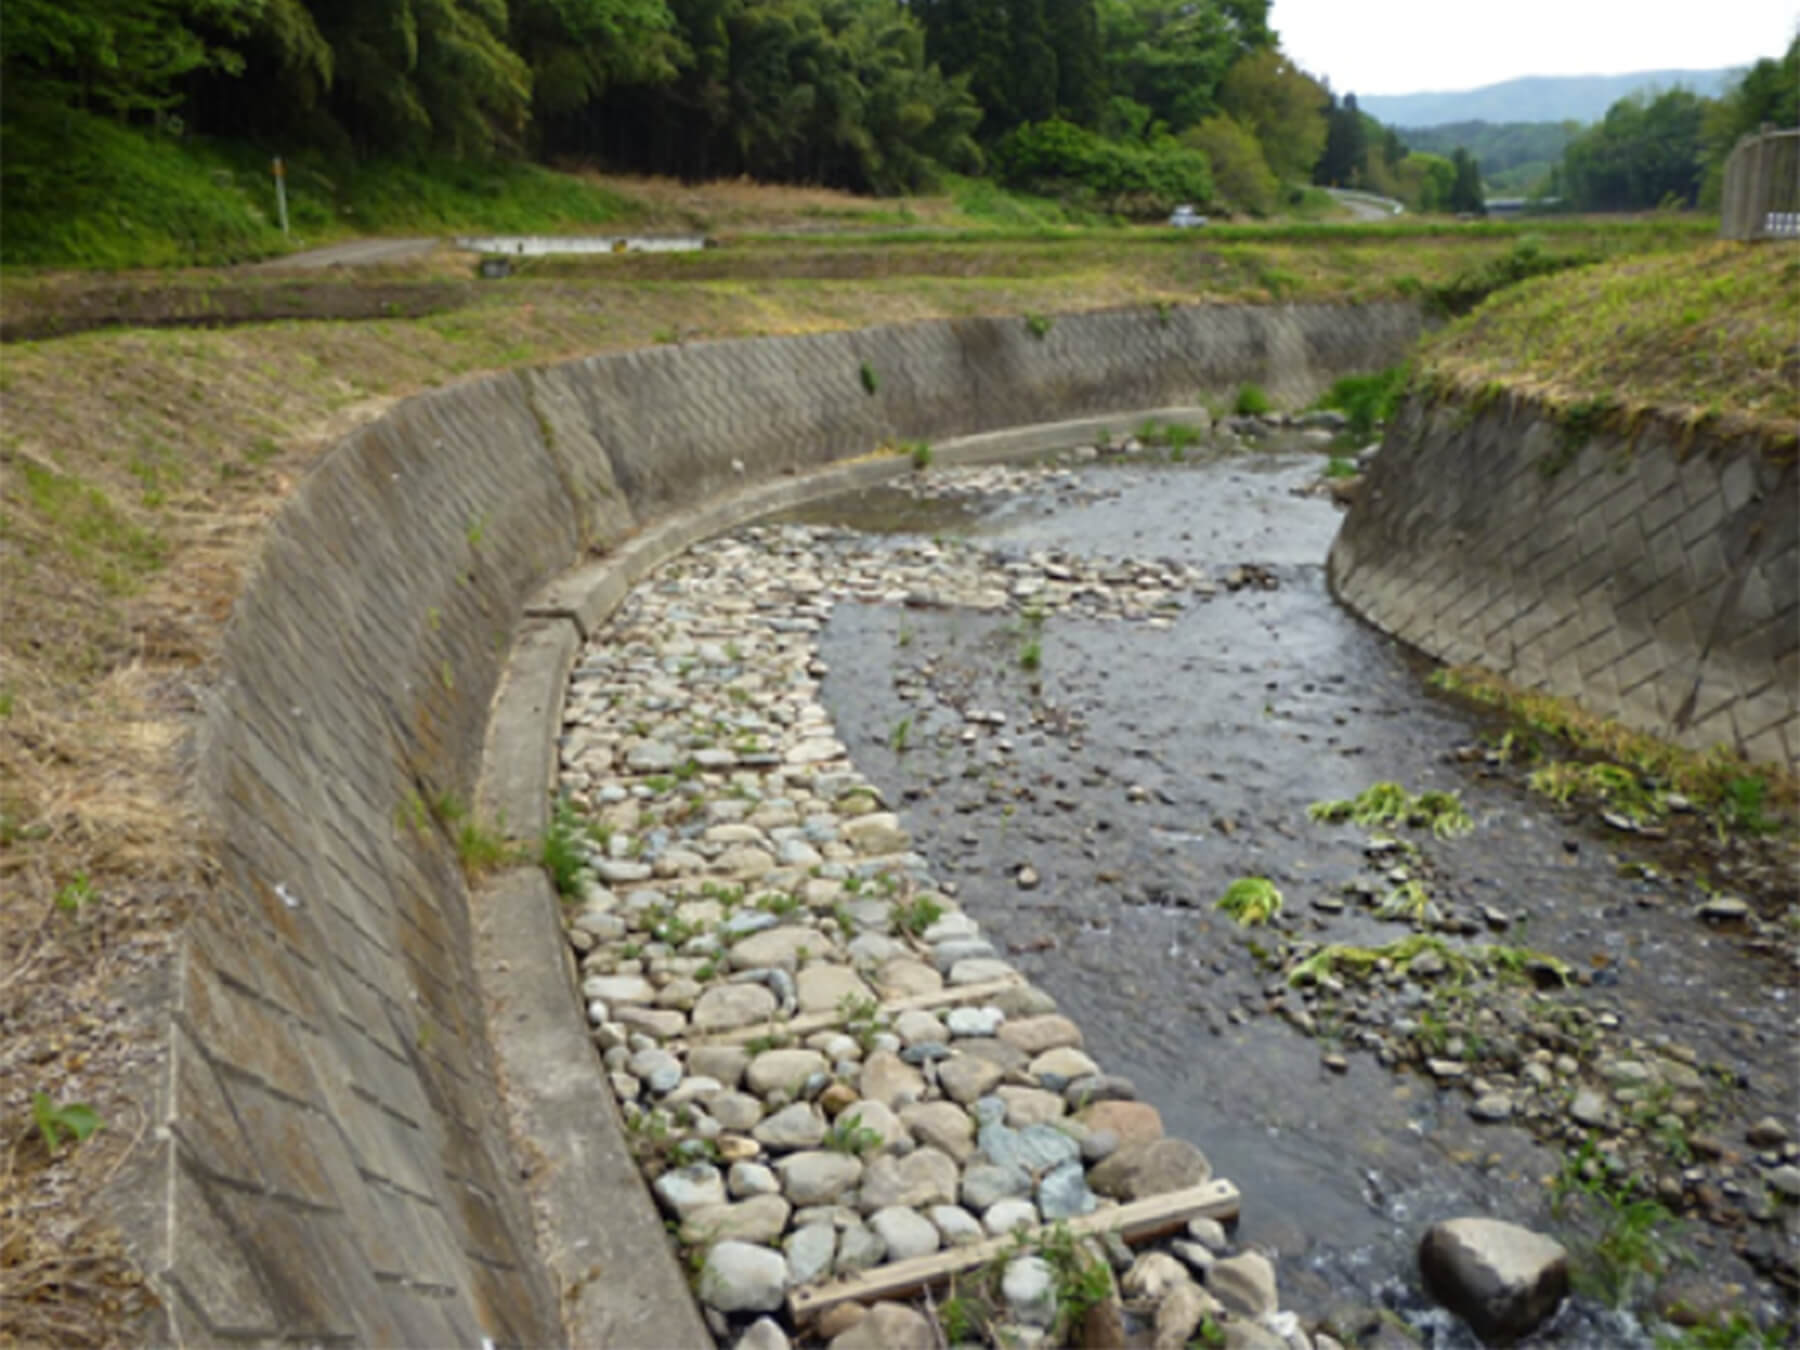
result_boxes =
[1359,68,1739,128]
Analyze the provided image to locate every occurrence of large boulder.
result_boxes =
[1418,1217,1569,1345]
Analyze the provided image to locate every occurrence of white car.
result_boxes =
[1168,205,1208,228]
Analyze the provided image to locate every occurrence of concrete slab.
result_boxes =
[473,866,714,1350]
[479,616,580,843]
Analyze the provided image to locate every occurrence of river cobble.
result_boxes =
[554,509,1318,1348]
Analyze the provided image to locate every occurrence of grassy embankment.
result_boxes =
[1417,241,1800,430]
[0,107,1145,270]
[0,182,1731,1344]
[0,104,1716,272]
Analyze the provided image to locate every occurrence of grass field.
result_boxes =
[1418,242,1800,426]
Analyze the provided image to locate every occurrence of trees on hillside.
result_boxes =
[4,0,262,115]
[1,0,1356,209]
[1217,48,1326,182]
[1448,147,1485,213]
[1314,91,1367,186]
[1700,36,1799,203]
[1558,88,1707,210]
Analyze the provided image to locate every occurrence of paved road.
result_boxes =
[1323,188,1405,221]
[256,237,440,269]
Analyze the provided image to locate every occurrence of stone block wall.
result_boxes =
[156,302,1421,1344]
[1329,390,1799,772]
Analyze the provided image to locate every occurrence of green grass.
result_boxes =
[1429,666,1795,831]
[1315,363,1411,439]
[1307,781,1473,838]
[540,798,588,898]
[1217,876,1282,925]
[1421,243,1800,426]
[1551,1142,1687,1307]
[16,461,167,596]
[1,106,289,267]
[1,106,640,269]
[1233,383,1272,416]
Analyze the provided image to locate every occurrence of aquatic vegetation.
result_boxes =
[1309,781,1473,838]
[1528,760,1666,824]
[1217,876,1283,926]
[1375,878,1435,923]
[1287,934,1465,986]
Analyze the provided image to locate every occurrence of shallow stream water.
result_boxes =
[779,445,1797,1345]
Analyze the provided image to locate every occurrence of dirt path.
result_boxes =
[254,236,440,268]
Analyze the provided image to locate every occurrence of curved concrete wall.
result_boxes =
[1329,389,1799,771]
[153,302,1422,1344]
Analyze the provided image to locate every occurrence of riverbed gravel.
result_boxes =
[553,439,1798,1347]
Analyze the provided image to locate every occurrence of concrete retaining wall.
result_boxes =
[1329,389,1799,771]
[154,301,1421,1344]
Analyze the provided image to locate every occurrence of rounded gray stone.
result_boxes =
[1003,1254,1058,1327]
[698,1240,789,1313]
[869,1205,941,1260]
[692,983,780,1033]
[752,1101,827,1151]
[783,1222,837,1287]
[1418,1217,1570,1345]
[775,1150,864,1206]
[652,1163,726,1219]
[1207,1250,1278,1320]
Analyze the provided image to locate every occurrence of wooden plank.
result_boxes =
[787,1179,1240,1325]
[673,974,1025,1052]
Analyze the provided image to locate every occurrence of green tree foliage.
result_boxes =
[579,0,982,192]
[1045,0,1105,126]
[1099,0,1271,138]
[994,117,1213,214]
[1217,47,1326,181]
[1400,119,1577,194]
[512,0,682,122]
[1559,88,1708,210]
[3,0,1348,252]
[1700,36,1799,203]
[1180,113,1275,212]
[1448,145,1486,214]
[1388,151,1456,211]
[1314,90,1367,185]
[3,0,260,115]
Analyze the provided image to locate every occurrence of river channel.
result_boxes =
[775,438,1798,1345]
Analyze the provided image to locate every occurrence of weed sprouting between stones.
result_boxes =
[891,894,945,936]
[824,1110,882,1156]
[540,797,587,898]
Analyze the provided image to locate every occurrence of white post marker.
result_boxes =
[272,156,290,237]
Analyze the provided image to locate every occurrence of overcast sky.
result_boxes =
[1273,0,1799,95]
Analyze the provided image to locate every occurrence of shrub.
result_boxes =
[1427,236,1598,317]
[993,119,1214,218]
[1180,115,1278,216]
[1234,383,1272,416]
[1317,364,1411,438]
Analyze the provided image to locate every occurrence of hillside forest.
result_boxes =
[2,1,1795,266]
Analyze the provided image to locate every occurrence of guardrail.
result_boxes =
[1720,126,1800,241]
